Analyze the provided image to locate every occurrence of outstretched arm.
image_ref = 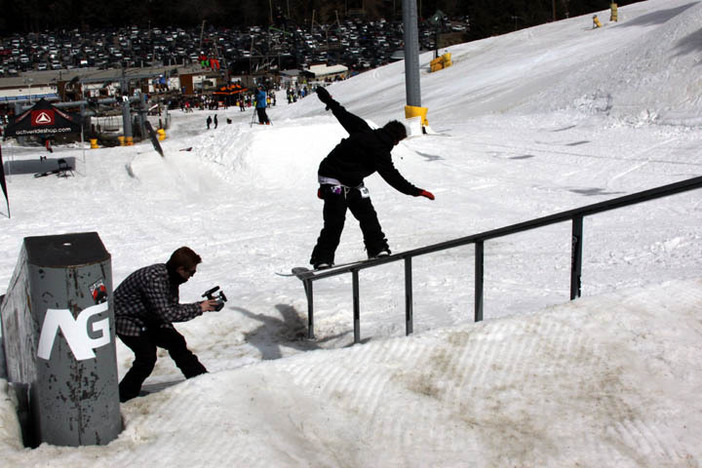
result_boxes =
[375,155,435,200]
[317,87,371,135]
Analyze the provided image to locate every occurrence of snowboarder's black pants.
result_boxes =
[311,184,389,266]
[256,107,270,124]
[118,327,207,402]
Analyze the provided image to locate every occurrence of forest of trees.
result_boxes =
[0,0,640,40]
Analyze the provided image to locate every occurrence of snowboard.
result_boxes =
[34,167,72,178]
[276,256,393,277]
[276,266,315,278]
[34,169,61,178]
[139,379,183,397]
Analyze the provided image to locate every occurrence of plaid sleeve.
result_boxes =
[142,267,203,324]
[114,264,202,336]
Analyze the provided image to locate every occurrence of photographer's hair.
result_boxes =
[383,120,407,144]
[166,246,202,271]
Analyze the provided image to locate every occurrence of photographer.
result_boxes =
[254,85,270,125]
[114,246,220,402]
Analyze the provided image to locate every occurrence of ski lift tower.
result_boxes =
[403,0,429,131]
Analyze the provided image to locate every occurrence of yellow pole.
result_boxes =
[405,105,428,127]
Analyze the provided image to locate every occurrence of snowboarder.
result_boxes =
[309,86,435,270]
[113,247,221,402]
[214,114,218,129]
[255,85,270,125]
[206,115,212,129]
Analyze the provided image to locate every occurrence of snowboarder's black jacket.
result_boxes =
[318,102,421,196]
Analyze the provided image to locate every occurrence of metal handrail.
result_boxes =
[295,175,702,343]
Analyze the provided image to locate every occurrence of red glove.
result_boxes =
[418,190,435,200]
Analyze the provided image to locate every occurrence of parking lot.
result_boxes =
[0,17,468,77]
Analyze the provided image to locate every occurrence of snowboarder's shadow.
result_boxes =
[231,305,349,360]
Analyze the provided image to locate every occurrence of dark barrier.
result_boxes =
[0,232,121,447]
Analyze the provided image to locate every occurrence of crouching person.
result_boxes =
[115,246,221,402]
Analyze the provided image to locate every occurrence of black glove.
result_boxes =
[316,86,337,110]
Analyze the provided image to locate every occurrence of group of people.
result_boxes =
[210,86,271,125]
[115,85,433,402]
[236,88,277,111]
[285,86,310,104]
[179,96,220,112]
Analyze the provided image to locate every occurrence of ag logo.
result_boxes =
[32,110,55,126]
[37,302,111,361]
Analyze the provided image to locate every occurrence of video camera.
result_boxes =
[202,286,228,311]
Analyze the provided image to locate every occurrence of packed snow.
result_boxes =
[1,0,701,465]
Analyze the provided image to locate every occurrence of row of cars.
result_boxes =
[0,16,469,77]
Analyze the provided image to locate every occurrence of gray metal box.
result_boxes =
[1,232,121,446]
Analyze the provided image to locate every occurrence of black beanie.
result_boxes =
[383,120,407,142]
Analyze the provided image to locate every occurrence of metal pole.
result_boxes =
[404,257,413,336]
[571,216,583,300]
[304,280,315,339]
[352,270,361,343]
[121,96,132,140]
[402,0,421,107]
[475,240,484,322]
[120,66,132,141]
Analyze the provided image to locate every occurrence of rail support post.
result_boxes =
[571,215,584,300]
[352,270,361,343]
[404,257,413,336]
[475,240,484,322]
[303,279,314,339]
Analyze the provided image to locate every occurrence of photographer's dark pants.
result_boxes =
[118,327,207,402]
[311,184,388,266]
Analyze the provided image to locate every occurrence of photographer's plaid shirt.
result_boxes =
[114,263,202,337]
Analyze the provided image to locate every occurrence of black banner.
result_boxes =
[4,98,81,138]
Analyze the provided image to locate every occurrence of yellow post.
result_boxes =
[442,52,452,68]
[592,15,602,28]
[118,136,125,146]
[89,138,99,149]
[157,128,166,141]
[430,53,452,73]
[126,136,134,146]
[405,105,428,128]
[610,3,618,21]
